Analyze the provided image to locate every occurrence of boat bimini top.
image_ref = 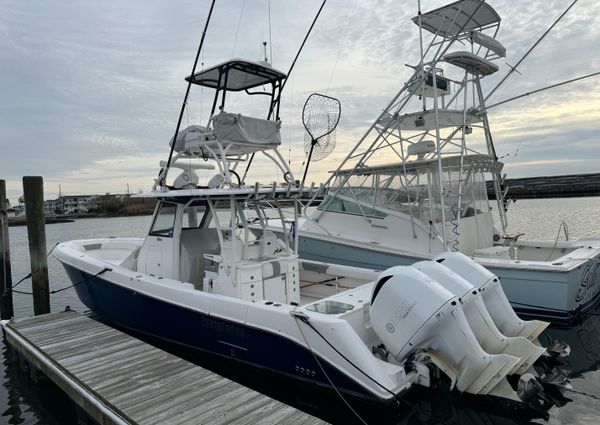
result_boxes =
[154,58,294,192]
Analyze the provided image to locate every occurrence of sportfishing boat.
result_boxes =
[53,8,566,406]
[283,0,600,321]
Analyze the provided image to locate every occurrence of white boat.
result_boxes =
[53,51,561,407]
[281,0,600,321]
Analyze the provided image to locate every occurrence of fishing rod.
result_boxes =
[482,70,600,111]
[161,0,216,189]
[279,0,326,100]
[484,0,579,103]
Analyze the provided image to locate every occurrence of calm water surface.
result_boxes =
[2,198,600,424]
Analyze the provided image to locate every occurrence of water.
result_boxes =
[2,199,600,424]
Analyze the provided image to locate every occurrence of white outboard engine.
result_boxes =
[433,252,548,342]
[370,266,520,400]
[412,260,546,375]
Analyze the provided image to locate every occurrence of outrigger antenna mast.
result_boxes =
[484,0,579,103]
[160,0,217,190]
[242,0,327,182]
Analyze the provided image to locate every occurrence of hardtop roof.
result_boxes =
[186,59,287,91]
[412,0,501,37]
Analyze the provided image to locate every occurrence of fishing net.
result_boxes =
[302,93,341,161]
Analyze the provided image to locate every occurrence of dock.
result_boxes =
[3,310,327,425]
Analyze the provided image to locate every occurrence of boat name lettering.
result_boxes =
[577,325,600,361]
[201,316,246,338]
[576,262,600,303]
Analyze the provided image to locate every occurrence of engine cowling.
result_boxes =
[433,252,547,342]
[370,266,520,399]
[412,260,546,374]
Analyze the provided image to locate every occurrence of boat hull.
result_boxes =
[61,263,381,402]
[295,234,600,321]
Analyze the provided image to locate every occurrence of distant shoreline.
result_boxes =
[487,172,600,200]
[7,212,154,227]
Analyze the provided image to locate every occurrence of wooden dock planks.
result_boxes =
[4,311,327,425]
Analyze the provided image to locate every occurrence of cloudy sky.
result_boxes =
[1,0,599,203]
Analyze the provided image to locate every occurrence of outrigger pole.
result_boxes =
[483,70,600,111]
[161,0,217,189]
[484,0,579,104]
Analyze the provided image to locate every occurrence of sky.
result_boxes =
[1,0,600,204]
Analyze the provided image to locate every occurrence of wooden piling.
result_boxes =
[23,176,50,315]
[0,179,15,319]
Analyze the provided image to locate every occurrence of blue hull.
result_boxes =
[63,264,378,402]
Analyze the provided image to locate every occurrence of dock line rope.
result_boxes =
[12,267,111,296]
[563,387,600,401]
[7,242,60,293]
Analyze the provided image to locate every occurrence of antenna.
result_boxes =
[263,41,268,62]
[301,93,341,186]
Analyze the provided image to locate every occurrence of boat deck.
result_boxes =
[3,310,327,425]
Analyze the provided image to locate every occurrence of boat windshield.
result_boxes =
[321,159,491,225]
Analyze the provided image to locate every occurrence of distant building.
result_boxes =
[42,195,98,216]
[44,199,59,216]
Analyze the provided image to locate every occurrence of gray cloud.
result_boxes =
[1,0,599,203]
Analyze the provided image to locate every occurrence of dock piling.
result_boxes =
[0,179,15,319]
[23,176,50,315]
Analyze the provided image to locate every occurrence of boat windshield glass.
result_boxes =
[182,205,208,229]
[149,202,178,238]
[322,162,490,225]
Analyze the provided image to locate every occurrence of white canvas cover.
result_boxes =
[170,125,209,153]
[213,113,281,147]
[472,31,506,57]
[170,113,281,155]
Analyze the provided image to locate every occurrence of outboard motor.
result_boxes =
[412,260,546,375]
[370,266,520,400]
[433,252,548,342]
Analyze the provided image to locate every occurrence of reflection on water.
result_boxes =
[2,199,600,424]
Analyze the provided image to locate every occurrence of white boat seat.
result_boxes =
[443,51,499,76]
